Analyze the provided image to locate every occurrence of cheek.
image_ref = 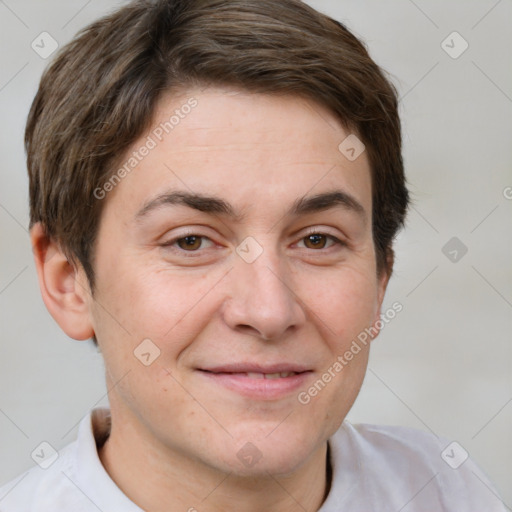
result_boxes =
[298,266,379,344]
[296,337,370,444]
[92,262,226,362]
[290,267,376,425]
[96,252,181,324]
[139,269,224,339]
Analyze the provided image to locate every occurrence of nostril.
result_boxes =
[237,324,259,335]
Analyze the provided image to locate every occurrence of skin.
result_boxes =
[31,87,391,512]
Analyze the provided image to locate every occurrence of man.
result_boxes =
[0,0,507,510]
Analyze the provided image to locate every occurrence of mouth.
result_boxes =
[198,363,312,374]
[196,364,313,400]
[200,370,303,379]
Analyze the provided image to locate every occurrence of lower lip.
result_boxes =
[198,371,312,400]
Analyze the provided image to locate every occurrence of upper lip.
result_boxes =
[198,363,312,374]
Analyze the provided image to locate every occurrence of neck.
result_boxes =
[97,409,331,512]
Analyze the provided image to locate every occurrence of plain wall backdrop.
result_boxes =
[1,0,511,506]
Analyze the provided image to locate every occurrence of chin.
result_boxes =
[210,427,321,478]
[222,452,310,479]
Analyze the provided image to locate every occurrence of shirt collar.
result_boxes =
[74,407,143,512]
[318,422,359,510]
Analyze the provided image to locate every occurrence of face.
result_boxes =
[84,87,388,476]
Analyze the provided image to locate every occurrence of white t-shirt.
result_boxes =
[0,407,507,511]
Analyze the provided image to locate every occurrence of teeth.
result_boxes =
[246,372,265,379]
[245,372,297,379]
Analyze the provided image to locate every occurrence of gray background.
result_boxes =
[0,0,511,506]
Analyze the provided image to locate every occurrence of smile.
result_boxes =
[197,368,313,400]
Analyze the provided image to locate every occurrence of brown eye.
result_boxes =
[177,235,203,251]
[303,233,328,249]
[298,232,344,251]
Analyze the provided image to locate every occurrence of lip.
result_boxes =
[200,363,312,374]
[197,363,313,400]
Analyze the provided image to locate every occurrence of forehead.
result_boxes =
[102,87,372,222]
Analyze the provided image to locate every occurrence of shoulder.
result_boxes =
[326,421,507,511]
[0,441,80,512]
[342,421,449,462]
[0,408,124,512]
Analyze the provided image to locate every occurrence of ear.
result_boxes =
[377,250,393,308]
[30,222,95,340]
[370,249,394,339]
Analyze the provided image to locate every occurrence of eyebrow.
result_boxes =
[135,189,366,223]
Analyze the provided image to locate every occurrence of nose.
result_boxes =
[221,245,307,340]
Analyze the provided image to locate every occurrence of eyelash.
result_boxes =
[161,229,346,256]
[299,228,346,250]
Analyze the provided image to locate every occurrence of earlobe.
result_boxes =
[30,222,95,341]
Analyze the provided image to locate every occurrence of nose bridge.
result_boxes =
[224,238,304,339]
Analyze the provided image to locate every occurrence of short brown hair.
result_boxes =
[26,0,408,291]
